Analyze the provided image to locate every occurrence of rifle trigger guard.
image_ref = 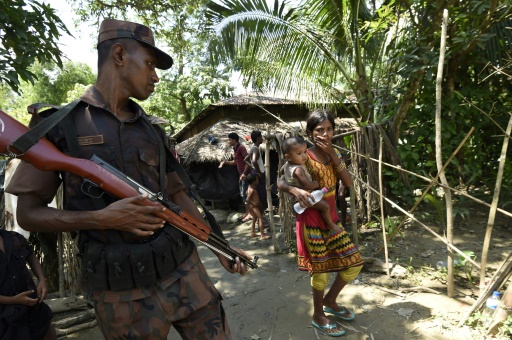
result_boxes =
[81,179,105,199]
[5,145,24,158]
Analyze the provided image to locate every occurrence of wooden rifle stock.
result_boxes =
[0,109,258,269]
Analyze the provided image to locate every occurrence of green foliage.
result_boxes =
[69,0,234,127]
[0,0,70,92]
[22,61,95,105]
[455,250,477,283]
[381,0,512,200]
[1,61,95,125]
[466,312,512,338]
[206,0,378,117]
[498,315,512,338]
[420,193,445,227]
[466,310,490,329]
[368,215,402,246]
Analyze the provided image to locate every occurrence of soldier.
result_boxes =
[6,18,249,339]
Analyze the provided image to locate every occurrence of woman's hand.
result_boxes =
[330,225,344,234]
[338,182,347,200]
[277,177,314,207]
[314,135,338,161]
[291,186,315,208]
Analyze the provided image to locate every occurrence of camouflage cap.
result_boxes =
[98,18,173,70]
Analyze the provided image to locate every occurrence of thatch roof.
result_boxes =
[174,94,310,142]
[175,118,358,166]
[209,94,300,106]
[175,119,300,166]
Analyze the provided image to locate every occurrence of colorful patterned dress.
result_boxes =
[296,150,364,274]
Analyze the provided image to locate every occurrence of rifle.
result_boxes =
[0,109,258,269]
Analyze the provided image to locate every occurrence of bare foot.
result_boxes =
[242,215,253,222]
[251,233,257,238]
[260,234,271,240]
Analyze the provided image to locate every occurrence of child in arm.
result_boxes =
[0,229,56,340]
[281,137,342,233]
[246,174,271,240]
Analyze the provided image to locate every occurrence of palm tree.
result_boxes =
[206,0,379,121]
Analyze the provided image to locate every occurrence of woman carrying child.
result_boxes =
[277,109,363,337]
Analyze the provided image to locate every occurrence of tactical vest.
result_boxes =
[24,100,194,291]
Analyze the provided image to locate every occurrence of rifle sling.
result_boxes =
[10,99,81,155]
[140,119,226,240]
[141,116,166,196]
[164,146,226,241]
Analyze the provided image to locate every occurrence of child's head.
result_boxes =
[246,173,259,186]
[282,136,308,165]
[251,130,262,143]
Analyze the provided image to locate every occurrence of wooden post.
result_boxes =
[58,232,65,298]
[479,114,512,293]
[350,187,358,248]
[265,127,279,252]
[378,134,390,276]
[435,9,454,297]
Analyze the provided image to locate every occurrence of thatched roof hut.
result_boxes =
[173,93,358,144]
[176,119,302,167]
[173,93,358,204]
[175,117,358,203]
[175,119,298,203]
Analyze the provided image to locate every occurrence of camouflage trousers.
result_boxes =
[92,251,231,339]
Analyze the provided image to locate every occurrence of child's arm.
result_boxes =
[26,253,48,302]
[294,167,320,190]
[246,187,260,206]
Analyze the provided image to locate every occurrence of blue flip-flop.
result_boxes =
[323,306,355,321]
[311,321,346,337]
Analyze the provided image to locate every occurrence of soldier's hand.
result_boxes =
[217,247,251,276]
[98,195,165,236]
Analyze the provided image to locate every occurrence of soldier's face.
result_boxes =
[122,44,160,100]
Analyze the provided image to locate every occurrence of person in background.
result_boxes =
[248,130,270,225]
[277,109,363,337]
[246,174,271,240]
[248,130,265,177]
[6,18,249,339]
[0,228,56,340]
[219,132,252,222]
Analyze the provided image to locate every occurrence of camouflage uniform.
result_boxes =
[8,84,232,338]
[8,85,232,339]
[93,250,230,339]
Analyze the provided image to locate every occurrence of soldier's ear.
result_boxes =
[112,43,125,65]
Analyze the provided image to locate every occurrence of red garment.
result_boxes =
[233,143,248,175]
[296,150,364,274]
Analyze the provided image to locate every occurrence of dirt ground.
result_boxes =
[59,198,511,340]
